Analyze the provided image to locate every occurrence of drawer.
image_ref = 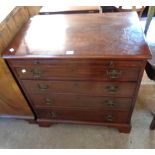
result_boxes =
[13,66,140,81]
[8,59,144,67]
[22,80,137,97]
[36,108,129,123]
[29,93,132,111]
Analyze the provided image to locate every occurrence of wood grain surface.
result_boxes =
[0,58,33,118]
[3,12,151,60]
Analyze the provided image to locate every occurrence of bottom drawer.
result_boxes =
[36,108,129,123]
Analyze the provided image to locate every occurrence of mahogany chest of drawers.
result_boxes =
[3,12,151,133]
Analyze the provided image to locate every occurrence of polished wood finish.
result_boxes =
[8,59,144,67]
[0,58,33,119]
[3,13,151,133]
[28,94,132,111]
[21,80,137,97]
[3,13,150,60]
[10,60,141,81]
[36,108,129,123]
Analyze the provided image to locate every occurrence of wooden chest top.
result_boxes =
[2,12,151,60]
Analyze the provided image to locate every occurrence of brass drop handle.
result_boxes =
[106,69,121,79]
[38,83,48,91]
[104,100,115,107]
[31,68,42,78]
[105,114,113,122]
[106,85,118,93]
[44,98,53,105]
[50,112,57,118]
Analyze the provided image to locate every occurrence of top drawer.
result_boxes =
[8,59,143,81]
[8,59,144,67]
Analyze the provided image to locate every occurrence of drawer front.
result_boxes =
[14,66,140,81]
[22,80,137,97]
[8,59,144,67]
[29,93,132,111]
[36,108,129,123]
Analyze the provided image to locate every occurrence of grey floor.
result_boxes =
[0,73,155,149]
[0,92,155,149]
